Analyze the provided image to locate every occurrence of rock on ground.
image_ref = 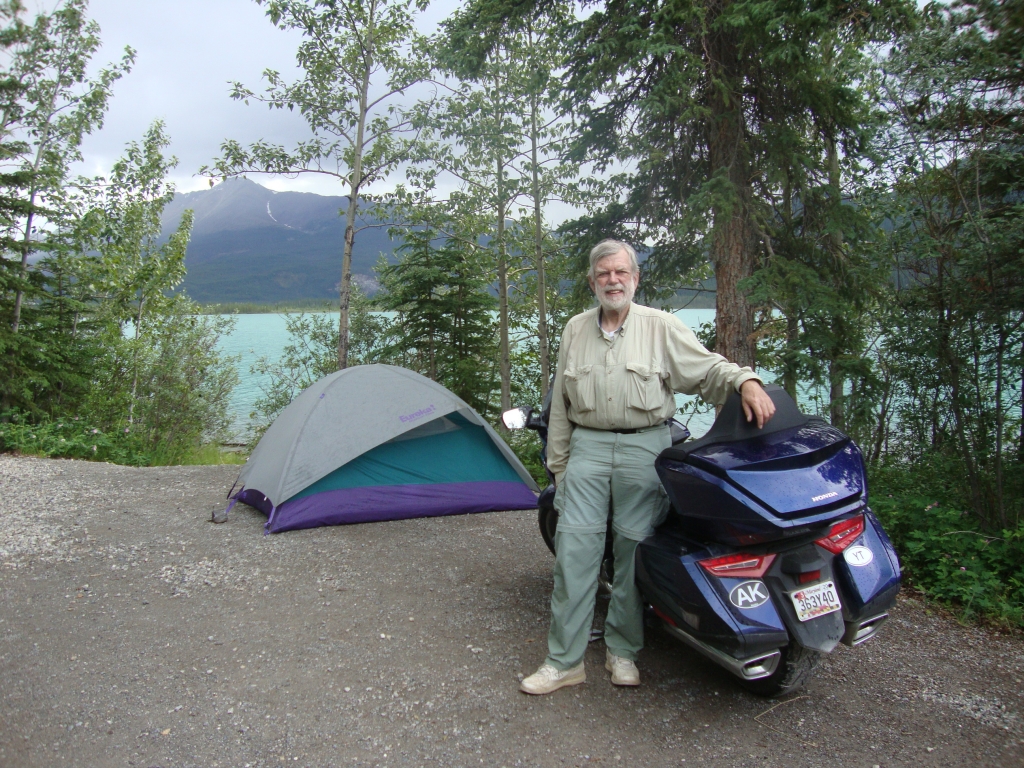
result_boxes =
[0,454,1022,768]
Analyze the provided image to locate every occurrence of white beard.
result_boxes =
[597,280,635,312]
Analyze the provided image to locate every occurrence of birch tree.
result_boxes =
[96,121,193,427]
[1,0,132,332]
[399,48,525,412]
[402,7,577,409]
[206,0,429,369]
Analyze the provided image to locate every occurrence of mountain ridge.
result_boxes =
[160,177,398,304]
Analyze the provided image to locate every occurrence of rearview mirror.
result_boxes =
[502,407,530,430]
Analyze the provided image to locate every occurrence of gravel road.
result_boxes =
[1,454,1022,768]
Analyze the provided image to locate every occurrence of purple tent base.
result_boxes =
[233,481,538,534]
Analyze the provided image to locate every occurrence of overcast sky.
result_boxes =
[29,0,457,197]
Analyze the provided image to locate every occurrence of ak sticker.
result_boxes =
[729,580,770,610]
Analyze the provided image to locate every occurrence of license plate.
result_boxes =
[789,581,842,622]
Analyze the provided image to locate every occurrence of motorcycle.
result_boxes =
[502,384,901,696]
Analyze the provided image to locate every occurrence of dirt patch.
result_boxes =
[1,454,1022,767]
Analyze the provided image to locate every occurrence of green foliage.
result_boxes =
[97,121,189,326]
[84,300,239,464]
[248,289,395,443]
[0,399,246,467]
[502,425,548,488]
[0,0,133,412]
[868,1,1024,528]
[0,409,149,464]
[38,120,245,466]
[205,0,430,368]
[375,226,499,415]
[871,460,1024,626]
[0,9,238,468]
[1,298,240,467]
[398,2,583,408]
[536,0,910,366]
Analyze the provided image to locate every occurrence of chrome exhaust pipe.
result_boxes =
[660,621,781,681]
[842,612,889,647]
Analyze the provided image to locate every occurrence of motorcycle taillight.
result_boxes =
[698,552,776,579]
[815,514,865,554]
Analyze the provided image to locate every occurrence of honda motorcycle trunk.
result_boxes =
[635,390,901,687]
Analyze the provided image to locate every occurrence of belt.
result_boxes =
[574,422,668,435]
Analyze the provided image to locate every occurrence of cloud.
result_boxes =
[44,0,455,196]
[23,1,587,222]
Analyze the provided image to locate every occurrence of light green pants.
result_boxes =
[546,424,671,670]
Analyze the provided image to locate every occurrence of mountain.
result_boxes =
[160,177,399,304]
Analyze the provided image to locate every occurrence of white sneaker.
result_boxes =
[519,661,586,694]
[605,649,640,686]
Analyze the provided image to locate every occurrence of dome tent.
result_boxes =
[229,364,539,533]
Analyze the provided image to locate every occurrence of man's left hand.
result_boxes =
[740,381,776,429]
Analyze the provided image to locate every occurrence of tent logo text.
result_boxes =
[400,404,436,423]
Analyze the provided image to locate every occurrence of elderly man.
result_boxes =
[520,239,776,695]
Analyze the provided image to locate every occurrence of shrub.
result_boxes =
[871,460,1024,627]
[0,410,150,465]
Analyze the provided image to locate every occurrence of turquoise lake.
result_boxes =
[215,308,720,442]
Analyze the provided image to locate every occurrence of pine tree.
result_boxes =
[870,0,1024,527]
[375,225,498,415]
[450,0,910,370]
[0,0,131,412]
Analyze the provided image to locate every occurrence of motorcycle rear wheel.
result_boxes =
[739,643,821,697]
[538,507,557,555]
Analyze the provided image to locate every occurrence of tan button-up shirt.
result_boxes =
[548,302,761,483]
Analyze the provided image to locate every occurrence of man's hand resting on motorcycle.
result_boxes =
[740,380,776,429]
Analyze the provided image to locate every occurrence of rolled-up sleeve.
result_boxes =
[547,325,574,484]
[664,315,761,406]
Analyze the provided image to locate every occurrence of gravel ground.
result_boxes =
[1,454,1022,768]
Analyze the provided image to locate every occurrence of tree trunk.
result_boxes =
[938,292,987,523]
[496,155,511,414]
[780,168,798,399]
[338,55,373,370]
[783,313,799,399]
[706,30,756,369]
[530,87,550,399]
[829,355,846,430]
[871,369,891,465]
[11,191,37,333]
[1019,337,1023,464]
[493,68,512,415]
[129,295,146,426]
[994,325,1006,528]
[826,132,846,427]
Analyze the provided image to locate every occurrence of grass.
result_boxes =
[148,443,248,466]
[0,411,249,467]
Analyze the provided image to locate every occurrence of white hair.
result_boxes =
[588,239,639,278]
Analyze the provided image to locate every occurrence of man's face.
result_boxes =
[589,250,639,312]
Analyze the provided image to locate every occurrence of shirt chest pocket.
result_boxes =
[564,365,596,413]
[625,362,665,412]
